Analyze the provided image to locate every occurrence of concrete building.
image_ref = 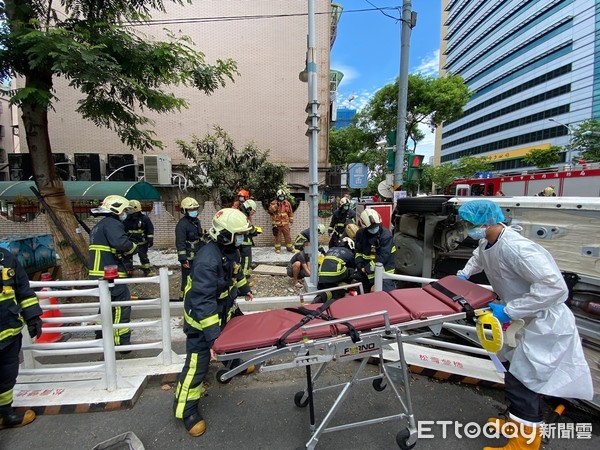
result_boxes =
[11,1,341,195]
[436,0,596,172]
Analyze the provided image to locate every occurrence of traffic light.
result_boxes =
[406,154,424,181]
[386,130,396,171]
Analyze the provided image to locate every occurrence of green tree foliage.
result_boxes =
[177,127,288,208]
[566,119,600,161]
[523,146,561,168]
[0,0,238,278]
[430,163,458,191]
[356,73,471,151]
[328,125,377,167]
[457,156,493,179]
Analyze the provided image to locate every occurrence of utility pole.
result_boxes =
[394,0,416,188]
[307,0,320,288]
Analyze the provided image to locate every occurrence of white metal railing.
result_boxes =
[21,268,172,392]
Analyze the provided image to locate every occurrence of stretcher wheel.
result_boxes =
[216,369,232,384]
[294,391,309,408]
[372,378,387,392]
[396,429,416,450]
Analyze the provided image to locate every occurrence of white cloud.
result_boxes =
[412,49,440,77]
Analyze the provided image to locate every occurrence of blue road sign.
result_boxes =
[349,163,368,188]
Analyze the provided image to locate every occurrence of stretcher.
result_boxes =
[214,276,498,449]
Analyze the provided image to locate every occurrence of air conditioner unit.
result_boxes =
[107,154,137,181]
[53,153,73,181]
[74,154,106,181]
[8,153,33,181]
[143,155,172,185]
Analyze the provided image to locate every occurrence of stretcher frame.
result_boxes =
[216,297,489,450]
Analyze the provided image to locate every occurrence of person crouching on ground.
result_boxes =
[287,242,311,289]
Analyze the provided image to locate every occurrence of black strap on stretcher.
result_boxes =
[276,298,360,348]
[428,281,476,323]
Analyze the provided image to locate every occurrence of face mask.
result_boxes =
[120,212,127,222]
[467,226,487,240]
[368,226,380,234]
[234,235,244,247]
[188,211,199,218]
[343,205,349,211]
[278,196,285,201]
[239,196,245,202]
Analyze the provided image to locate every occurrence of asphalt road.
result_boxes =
[2,361,599,450]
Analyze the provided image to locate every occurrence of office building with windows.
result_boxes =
[436,0,596,172]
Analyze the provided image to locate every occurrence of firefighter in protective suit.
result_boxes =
[355,209,396,292]
[176,197,205,301]
[293,224,327,251]
[236,199,262,280]
[268,189,294,253]
[174,208,254,437]
[123,200,155,276]
[89,195,137,347]
[0,248,42,429]
[315,237,357,303]
[328,197,356,248]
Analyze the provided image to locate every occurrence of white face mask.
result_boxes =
[120,212,127,221]
[467,226,487,240]
[239,196,245,202]
[234,235,244,247]
[188,211,199,218]
[368,226,380,234]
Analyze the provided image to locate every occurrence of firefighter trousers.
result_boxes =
[0,335,21,411]
[95,284,131,346]
[275,224,293,251]
[239,245,252,277]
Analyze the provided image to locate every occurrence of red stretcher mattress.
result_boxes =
[213,276,497,354]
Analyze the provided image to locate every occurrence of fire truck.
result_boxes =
[447,161,600,197]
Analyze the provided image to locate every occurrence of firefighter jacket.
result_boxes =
[123,212,154,245]
[0,248,42,349]
[328,208,356,236]
[88,215,137,279]
[175,215,205,263]
[294,228,311,249]
[268,199,294,226]
[355,227,396,280]
[182,241,251,346]
[318,246,356,285]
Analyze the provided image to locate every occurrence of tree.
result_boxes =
[328,125,376,167]
[1,1,238,278]
[430,163,458,192]
[177,127,288,209]
[566,119,600,162]
[456,156,493,179]
[356,73,471,151]
[523,146,561,168]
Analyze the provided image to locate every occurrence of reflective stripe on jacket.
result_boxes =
[355,227,396,280]
[175,215,204,262]
[124,212,154,244]
[88,216,137,278]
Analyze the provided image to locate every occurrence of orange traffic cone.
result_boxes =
[35,273,63,344]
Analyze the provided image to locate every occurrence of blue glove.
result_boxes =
[457,274,468,280]
[488,303,511,324]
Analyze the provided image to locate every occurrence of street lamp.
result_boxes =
[548,118,575,163]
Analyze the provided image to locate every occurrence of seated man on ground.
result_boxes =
[287,243,311,289]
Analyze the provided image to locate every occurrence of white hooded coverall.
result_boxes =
[458,227,593,400]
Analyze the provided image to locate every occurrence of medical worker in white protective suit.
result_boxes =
[456,200,592,450]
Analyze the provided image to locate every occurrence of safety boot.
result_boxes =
[483,423,541,450]
[0,409,36,429]
[144,270,155,277]
[184,412,206,437]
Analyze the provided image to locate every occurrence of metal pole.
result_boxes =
[307,0,320,288]
[99,280,117,391]
[374,262,384,292]
[159,267,172,365]
[394,0,414,188]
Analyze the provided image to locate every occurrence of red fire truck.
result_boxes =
[447,161,600,197]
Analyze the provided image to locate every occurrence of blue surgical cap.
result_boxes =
[458,200,505,226]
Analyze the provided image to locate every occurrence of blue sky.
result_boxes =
[331,0,442,160]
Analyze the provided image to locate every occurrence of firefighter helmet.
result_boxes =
[208,208,252,245]
[237,189,250,199]
[241,199,257,215]
[339,197,349,206]
[129,200,142,213]
[341,237,355,250]
[276,189,285,197]
[345,223,359,239]
[94,195,130,215]
[317,224,327,235]
[180,197,199,211]
[359,209,382,229]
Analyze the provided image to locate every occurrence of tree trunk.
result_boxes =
[21,77,88,280]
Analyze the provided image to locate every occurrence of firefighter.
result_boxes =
[232,189,250,209]
[237,199,263,281]
[315,237,357,303]
[355,209,396,292]
[293,224,327,251]
[268,189,294,253]
[123,200,155,276]
[175,197,205,301]
[89,195,137,348]
[174,208,254,437]
[0,248,42,429]
[328,197,356,248]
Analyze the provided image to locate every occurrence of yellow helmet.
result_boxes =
[241,199,257,213]
[209,208,252,245]
[339,197,349,206]
[180,197,199,210]
[345,223,359,239]
[359,209,382,229]
[129,200,142,213]
[95,195,130,215]
[276,189,285,197]
[317,224,327,235]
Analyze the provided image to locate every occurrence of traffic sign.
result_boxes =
[348,163,368,188]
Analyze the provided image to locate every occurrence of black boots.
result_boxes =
[0,409,36,429]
